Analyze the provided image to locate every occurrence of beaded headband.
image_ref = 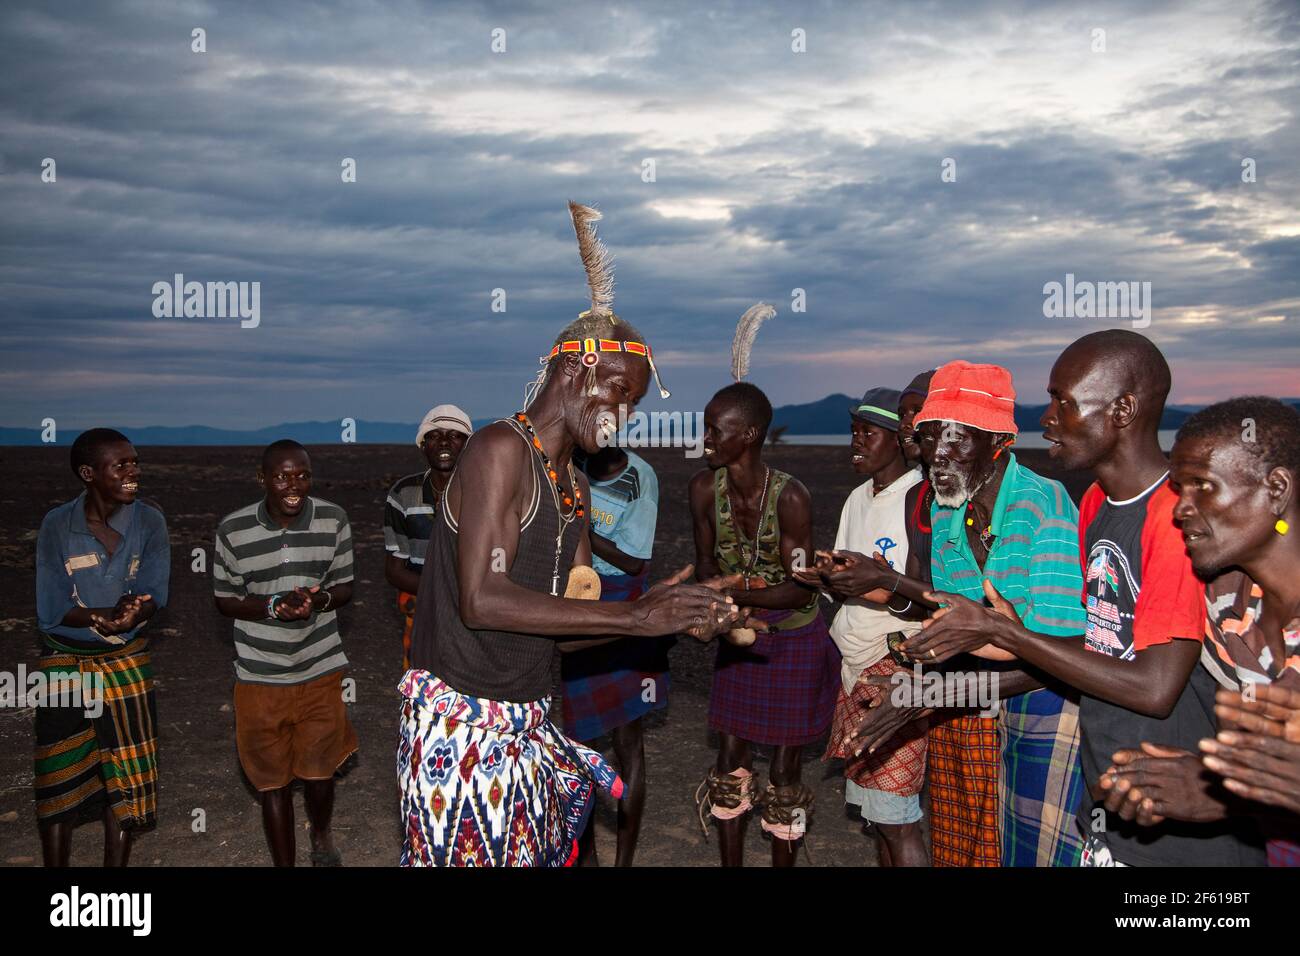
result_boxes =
[543,315,671,400]
[522,203,671,408]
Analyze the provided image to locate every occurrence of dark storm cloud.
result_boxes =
[0,0,1296,431]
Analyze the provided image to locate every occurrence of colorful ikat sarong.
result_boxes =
[397,669,624,867]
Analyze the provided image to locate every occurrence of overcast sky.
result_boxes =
[2,0,1297,430]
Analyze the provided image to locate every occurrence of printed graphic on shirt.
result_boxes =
[584,451,658,579]
[1084,539,1139,659]
[874,535,899,569]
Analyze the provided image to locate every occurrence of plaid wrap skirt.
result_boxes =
[927,711,1002,867]
[560,571,671,742]
[825,656,927,796]
[33,637,158,829]
[708,607,839,747]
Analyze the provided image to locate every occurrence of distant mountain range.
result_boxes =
[3,397,1297,445]
[0,420,470,447]
[774,395,1300,434]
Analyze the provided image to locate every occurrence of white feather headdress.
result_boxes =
[568,200,616,323]
[730,302,776,381]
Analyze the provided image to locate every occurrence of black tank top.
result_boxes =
[408,419,584,702]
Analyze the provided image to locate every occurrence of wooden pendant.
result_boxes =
[564,565,602,601]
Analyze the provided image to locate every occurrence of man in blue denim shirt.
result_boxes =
[33,428,170,866]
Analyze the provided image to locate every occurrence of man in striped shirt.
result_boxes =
[871,361,1089,866]
[384,404,472,668]
[213,439,357,866]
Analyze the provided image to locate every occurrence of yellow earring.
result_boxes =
[1277,518,1290,536]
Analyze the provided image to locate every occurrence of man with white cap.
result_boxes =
[384,405,473,667]
[793,386,930,866]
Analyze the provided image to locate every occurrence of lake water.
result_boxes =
[780,430,1181,450]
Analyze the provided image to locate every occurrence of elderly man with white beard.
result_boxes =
[848,361,1089,867]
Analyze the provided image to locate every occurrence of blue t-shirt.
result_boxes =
[36,492,171,648]
[584,450,658,579]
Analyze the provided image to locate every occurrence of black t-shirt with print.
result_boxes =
[1076,480,1265,866]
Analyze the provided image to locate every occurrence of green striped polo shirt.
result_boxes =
[213,497,354,685]
[930,453,1086,638]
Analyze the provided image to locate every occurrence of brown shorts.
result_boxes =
[234,670,358,791]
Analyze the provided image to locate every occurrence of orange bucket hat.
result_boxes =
[914,360,1018,435]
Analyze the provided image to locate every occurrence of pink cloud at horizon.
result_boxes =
[1166,360,1300,404]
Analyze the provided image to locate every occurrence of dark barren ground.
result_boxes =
[0,444,1088,867]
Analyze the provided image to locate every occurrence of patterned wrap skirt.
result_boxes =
[560,570,672,742]
[33,636,158,829]
[825,656,927,796]
[927,711,1002,867]
[397,669,624,867]
[1000,687,1085,867]
[708,607,840,747]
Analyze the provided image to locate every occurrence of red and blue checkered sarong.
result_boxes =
[708,606,839,746]
[560,571,672,742]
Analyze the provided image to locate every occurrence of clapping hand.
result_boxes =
[90,593,153,638]
[900,579,1018,664]
[1198,685,1300,816]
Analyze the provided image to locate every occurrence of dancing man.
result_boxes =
[398,202,749,867]
[1101,396,1300,865]
[795,387,930,866]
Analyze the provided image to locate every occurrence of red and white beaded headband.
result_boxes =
[544,327,670,399]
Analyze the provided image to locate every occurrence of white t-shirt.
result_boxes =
[828,467,925,693]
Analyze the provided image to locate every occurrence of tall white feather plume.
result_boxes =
[731,302,776,381]
[568,200,616,323]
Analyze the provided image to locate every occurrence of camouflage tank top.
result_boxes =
[713,467,818,630]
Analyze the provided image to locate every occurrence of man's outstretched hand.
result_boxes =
[1212,684,1300,740]
[901,579,1018,663]
[792,549,898,604]
[789,548,835,587]
[638,565,765,642]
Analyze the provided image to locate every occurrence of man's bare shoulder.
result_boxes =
[777,475,812,514]
[448,422,531,520]
[688,467,716,494]
[458,420,527,467]
[779,475,811,501]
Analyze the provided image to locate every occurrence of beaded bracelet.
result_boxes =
[266,593,282,620]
